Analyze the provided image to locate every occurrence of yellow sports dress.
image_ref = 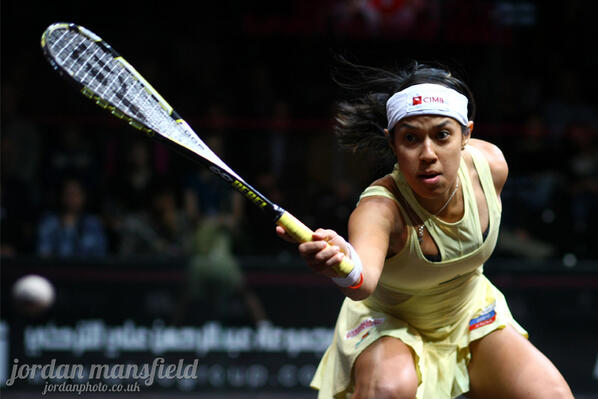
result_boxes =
[311,146,528,399]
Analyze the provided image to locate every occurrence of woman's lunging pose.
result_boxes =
[277,60,573,399]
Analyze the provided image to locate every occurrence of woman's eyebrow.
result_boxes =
[398,122,418,130]
[398,118,452,130]
[434,119,451,129]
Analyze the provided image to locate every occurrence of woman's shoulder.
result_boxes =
[359,173,405,205]
[369,174,398,193]
[467,139,509,193]
[468,139,507,165]
[354,175,403,225]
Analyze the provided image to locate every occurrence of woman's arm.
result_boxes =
[277,193,402,301]
[342,195,402,300]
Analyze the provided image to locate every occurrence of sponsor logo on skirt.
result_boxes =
[469,303,496,331]
[346,318,385,339]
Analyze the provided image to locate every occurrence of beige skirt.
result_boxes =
[310,273,528,399]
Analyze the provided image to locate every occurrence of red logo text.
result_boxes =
[412,96,445,105]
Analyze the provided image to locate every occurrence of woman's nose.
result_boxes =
[420,138,438,162]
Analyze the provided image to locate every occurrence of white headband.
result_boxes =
[386,83,469,130]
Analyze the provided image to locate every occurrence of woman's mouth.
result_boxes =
[419,172,441,185]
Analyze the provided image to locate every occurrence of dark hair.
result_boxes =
[332,57,476,158]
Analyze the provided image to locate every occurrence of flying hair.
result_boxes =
[331,56,476,160]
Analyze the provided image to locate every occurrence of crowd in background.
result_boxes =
[2,0,597,263]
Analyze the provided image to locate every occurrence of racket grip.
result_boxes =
[276,211,354,277]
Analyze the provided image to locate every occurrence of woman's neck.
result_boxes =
[415,179,463,222]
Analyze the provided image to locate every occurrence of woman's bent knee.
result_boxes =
[351,336,418,399]
[352,377,418,399]
[352,364,418,399]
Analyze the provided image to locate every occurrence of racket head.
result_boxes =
[41,22,240,180]
[41,22,169,128]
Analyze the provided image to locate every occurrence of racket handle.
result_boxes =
[276,211,354,277]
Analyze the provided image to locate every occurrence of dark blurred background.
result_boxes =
[1,0,597,397]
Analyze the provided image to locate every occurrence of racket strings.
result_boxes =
[47,29,164,127]
[45,25,232,174]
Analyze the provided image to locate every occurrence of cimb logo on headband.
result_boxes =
[412,96,445,105]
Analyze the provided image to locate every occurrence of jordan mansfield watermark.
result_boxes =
[5,357,199,395]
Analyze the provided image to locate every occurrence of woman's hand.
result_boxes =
[276,226,348,278]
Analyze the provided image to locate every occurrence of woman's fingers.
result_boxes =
[275,225,296,243]
[299,240,345,278]
[313,229,348,253]
[313,228,336,241]
[277,226,347,278]
[313,244,342,263]
[298,241,327,267]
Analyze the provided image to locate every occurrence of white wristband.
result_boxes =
[331,242,363,287]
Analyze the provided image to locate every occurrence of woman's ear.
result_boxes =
[385,128,396,155]
[462,121,474,149]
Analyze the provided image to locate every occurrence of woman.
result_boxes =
[276,61,573,399]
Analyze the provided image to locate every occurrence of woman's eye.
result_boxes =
[404,134,417,143]
[437,130,450,140]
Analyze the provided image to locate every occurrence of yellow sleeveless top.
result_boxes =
[310,146,528,399]
[362,144,501,294]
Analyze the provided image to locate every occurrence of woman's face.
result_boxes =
[391,115,471,202]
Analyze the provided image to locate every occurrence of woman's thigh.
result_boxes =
[467,325,574,399]
[351,336,419,399]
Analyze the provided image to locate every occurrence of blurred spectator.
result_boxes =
[170,134,268,325]
[42,124,99,196]
[119,184,191,256]
[173,214,268,325]
[182,135,243,259]
[183,135,244,224]
[109,139,159,213]
[37,178,107,257]
[101,139,161,252]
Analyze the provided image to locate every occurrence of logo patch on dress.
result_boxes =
[354,331,371,349]
[469,303,496,331]
[346,318,384,339]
